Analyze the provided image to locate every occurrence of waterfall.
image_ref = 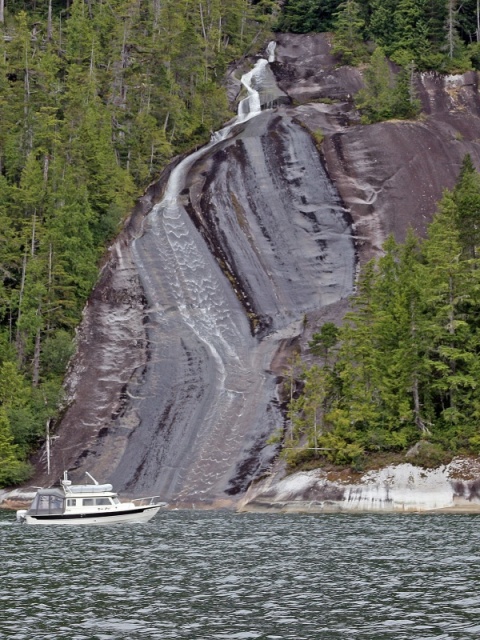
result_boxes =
[105,40,355,502]
[238,59,269,120]
[266,41,276,63]
[167,49,275,182]
[122,47,282,500]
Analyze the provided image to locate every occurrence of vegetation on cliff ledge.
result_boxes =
[277,0,480,73]
[284,155,480,472]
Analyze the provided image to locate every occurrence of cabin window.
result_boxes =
[66,499,77,507]
[38,495,50,511]
[28,493,64,515]
[95,498,111,505]
[83,498,95,506]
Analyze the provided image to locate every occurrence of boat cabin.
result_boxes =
[27,489,65,516]
[26,484,121,516]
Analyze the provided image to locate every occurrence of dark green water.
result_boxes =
[1,509,479,639]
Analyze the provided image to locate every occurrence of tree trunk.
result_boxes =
[31,210,36,256]
[153,0,161,29]
[447,0,456,58]
[448,273,456,409]
[47,0,52,41]
[0,0,4,25]
[477,0,480,42]
[412,373,428,434]
[15,252,28,363]
[32,319,41,387]
[89,43,95,78]
[24,44,30,118]
[43,154,50,182]
[410,299,428,434]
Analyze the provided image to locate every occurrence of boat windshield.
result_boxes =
[28,490,65,515]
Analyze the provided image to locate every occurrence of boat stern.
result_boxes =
[16,510,27,523]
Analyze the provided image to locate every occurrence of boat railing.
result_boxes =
[131,496,165,507]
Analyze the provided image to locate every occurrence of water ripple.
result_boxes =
[1,510,479,639]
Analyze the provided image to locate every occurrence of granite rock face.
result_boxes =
[24,42,355,506]
[274,34,480,264]
[238,459,480,513]
[16,34,480,510]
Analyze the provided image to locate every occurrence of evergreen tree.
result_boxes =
[332,0,368,65]
[355,47,420,123]
[453,154,480,259]
[276,0,343,33]
[368,0,398,53]
[0,407,31,486]
[287,163,480,469]
[0,0,280,483]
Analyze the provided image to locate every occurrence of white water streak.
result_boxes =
[141,49,276,370]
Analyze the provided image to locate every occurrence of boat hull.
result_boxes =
[21,505,161,525]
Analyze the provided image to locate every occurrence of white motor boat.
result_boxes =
[16,471,165,525]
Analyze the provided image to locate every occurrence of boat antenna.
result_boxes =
[85,471,99,485]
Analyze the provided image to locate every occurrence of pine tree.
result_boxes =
[393,0,437,67]
[356,47,421,122]
[422,190,477,429]
[453,154,480,259]
[332,0,368,65]
[368,0,398,53]
[276,0,343,33]
[0,407,31,487]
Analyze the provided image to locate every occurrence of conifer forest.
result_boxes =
[2,0,480,485]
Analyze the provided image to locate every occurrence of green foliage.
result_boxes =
[355,48,421,123]
[311,129,325,147]
[406,441,449,468]
[309,322,339,358]
[453,154,480,259]
[0,0,280,485]
[0,408,32,487]
[41,331,75,377]
[276,0,343,33]
[332,0,368,65]
[278,0,478,72]
[285,156,480,470]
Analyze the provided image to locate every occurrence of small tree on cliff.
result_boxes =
[355,47,420,123]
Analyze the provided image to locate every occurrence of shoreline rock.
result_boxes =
[238,458,480,514]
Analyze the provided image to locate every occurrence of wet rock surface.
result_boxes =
[105,106,354,504]
[22,33,480,509]
[26,43,355,505]
[275,33,480,264]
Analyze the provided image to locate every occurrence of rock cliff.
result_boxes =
[240,33,480,513]
[7,33,480,512]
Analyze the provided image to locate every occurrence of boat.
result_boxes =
[16,471,165,525]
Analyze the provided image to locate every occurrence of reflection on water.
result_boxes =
[1,509,479,639]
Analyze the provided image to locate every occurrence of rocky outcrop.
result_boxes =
[274,33,480,264]
[15,44,355,506]
[5,33,480,511]
[238,458,480,513]
[25,167,177,491]
[238,34,480,512]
